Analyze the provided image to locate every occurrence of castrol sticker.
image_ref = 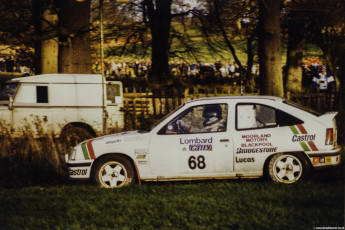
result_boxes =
[289,124,318,151]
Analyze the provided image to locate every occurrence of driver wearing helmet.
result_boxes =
[177,104,225,133]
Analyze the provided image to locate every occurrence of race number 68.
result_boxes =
[188,155,206,169]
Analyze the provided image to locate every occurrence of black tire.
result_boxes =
[268,153,311,184]
[92,155,135,188]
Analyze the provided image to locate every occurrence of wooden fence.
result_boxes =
[288,92,344,113]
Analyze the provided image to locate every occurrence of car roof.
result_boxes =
[186,95,284,104]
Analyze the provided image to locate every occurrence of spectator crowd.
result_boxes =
[0,56,32,75]
[95,57,335,93]
[0,55,336,93]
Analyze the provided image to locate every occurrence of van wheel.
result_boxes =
[268,153,311,184]
[92,155,135,188]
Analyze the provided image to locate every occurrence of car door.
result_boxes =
[148,103,234,179]
[233,103,281,174]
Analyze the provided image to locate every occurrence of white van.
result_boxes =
[0,74,124,137]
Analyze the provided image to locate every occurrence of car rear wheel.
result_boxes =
[268,153,311,184]
[92,155,135,188]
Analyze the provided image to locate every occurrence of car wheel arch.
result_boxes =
[90,152,141,185]
[263,151,313,181]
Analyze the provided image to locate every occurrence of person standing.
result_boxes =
[312,66,335,93]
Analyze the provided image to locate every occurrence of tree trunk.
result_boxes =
[246,36,256,92]
[58,0,91,74]
[144,0,172,86]
[32,0,44,74]
[285,11,304,93]
[41,8,58,74]
[258,0,284,97]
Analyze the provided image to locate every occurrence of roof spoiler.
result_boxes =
[319,112,338,125]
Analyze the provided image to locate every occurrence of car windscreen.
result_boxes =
[0,83,19,101]
[139,103,186,133]
[283,100,321,117]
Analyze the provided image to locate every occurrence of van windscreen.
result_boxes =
[0,83,19,101]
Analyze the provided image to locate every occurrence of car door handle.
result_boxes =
[220,139,229,142]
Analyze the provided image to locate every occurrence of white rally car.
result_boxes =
[65,96,341,187]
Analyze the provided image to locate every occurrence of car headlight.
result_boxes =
[69,149,77,161]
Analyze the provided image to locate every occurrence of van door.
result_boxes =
[105,82,124,129]
[12,84,50,133]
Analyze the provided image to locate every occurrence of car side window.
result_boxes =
[163,104,228,134]
[236,104,276,130]
[277,110,304,126]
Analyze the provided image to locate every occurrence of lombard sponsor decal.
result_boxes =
[180,137,213,152]
[237,133,277,154]
[289,125,318,151]
[69,168,88,176]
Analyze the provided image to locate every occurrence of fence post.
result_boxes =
[133,98,137,129]
[152,97,156,115]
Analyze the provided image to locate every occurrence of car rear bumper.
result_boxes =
[307,147,342,168]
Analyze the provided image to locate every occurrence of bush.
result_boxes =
[0,122,69,187]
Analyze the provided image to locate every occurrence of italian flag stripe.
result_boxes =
[297,124,308,134]
[87,140,96,159]
[300,142,311,151]
[308,141,319,151]
[289,125,299,135]
[81,143,90,160]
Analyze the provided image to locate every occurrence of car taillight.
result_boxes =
[325,128,333,145]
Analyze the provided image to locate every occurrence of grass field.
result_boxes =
[0,166,343,229]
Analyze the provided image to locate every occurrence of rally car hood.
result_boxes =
[78,130,150,155]
[85,130,141,144]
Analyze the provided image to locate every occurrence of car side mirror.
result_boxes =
[8,96,13,110]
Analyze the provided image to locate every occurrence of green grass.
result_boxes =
[0,172,343,230]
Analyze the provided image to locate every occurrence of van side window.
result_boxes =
[36,86,48,103]
[106,84,121,104]
[237,104,276,130]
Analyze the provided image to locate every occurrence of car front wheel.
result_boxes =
[92,155,135,188]
[268,153,311,184]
